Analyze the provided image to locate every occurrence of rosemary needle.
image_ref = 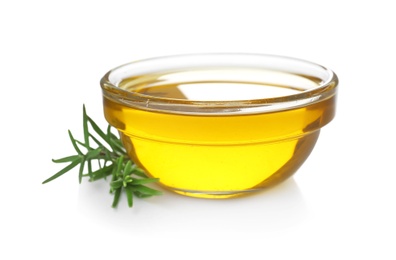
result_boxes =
[42,105,162,208]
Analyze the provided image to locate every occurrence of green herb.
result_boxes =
[42,105,162,208]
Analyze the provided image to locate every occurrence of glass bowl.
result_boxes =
[100,53,338,199]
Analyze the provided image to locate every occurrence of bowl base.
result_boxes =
[170,188,262,199]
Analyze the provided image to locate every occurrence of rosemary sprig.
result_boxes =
[42,105,162,208]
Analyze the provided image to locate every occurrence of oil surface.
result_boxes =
[103,69,336,198]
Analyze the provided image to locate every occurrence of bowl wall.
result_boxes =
[101,54,338,198]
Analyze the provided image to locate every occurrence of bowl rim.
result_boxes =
[100,53,338,115]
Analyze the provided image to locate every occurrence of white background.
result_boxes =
[1,0,395,259]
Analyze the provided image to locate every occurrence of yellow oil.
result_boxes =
[103,69,336,198]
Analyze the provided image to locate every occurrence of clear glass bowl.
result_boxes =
[100,54,338,198]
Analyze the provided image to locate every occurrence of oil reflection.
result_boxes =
[77,177,307,235]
